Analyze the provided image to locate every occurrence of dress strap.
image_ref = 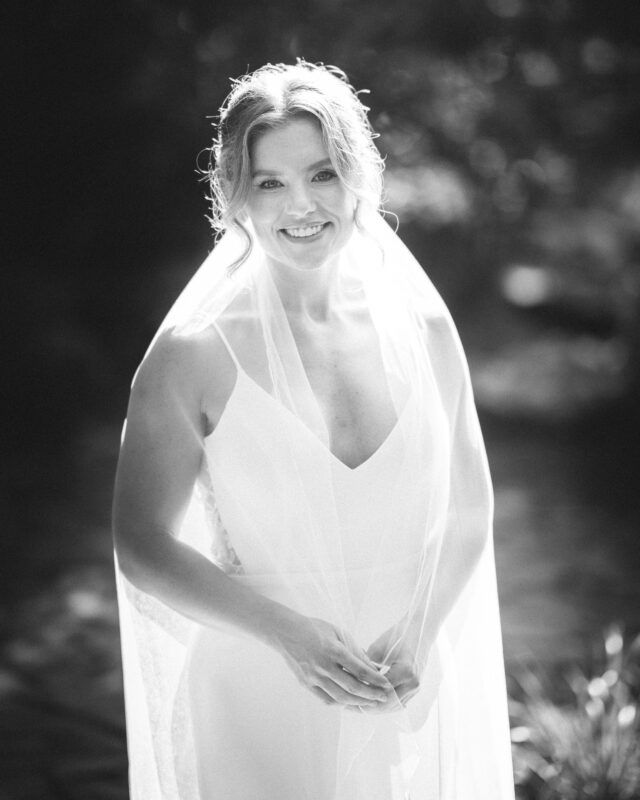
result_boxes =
[212,320,241,370]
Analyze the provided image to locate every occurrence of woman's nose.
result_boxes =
[286,182,316,216]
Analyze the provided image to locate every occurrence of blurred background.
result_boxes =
[4,0,640,797]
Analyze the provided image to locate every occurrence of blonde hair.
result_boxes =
[206,60,384,249]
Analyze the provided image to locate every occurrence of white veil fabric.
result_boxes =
[115,207,515,799]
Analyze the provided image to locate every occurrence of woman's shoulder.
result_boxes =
[135,299,264,426]
[131,321,241,406]
[134,327,211,384]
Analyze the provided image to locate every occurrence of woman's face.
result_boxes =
[244,115,357,271]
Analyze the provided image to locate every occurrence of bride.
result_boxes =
[112,61,515,800]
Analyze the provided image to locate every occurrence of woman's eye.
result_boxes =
[313,170,337,183]
[258,179,282,190]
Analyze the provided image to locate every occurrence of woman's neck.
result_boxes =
[266,255,344,323]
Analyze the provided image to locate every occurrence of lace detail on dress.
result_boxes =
[197,462,244,575]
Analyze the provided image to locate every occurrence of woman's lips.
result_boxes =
[280,222,329,241]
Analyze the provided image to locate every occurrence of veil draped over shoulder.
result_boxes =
[115,208,515,799]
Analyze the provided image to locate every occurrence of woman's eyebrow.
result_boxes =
[251,158,333,178]
[307,158,333,171]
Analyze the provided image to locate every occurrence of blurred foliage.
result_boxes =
[0,566,127,798]
[510,624,640,800]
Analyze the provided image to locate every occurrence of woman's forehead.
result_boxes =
[251,117,330,173]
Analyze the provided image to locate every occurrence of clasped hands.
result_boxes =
[276,614,421,714]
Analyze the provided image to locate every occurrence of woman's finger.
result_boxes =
[310,686,336,706]
[321,677,382,707]
[385,661,418,689]
[337,647,394,690]
[358,669,420,713]
[331,665,391,702]
[361,690,404,714]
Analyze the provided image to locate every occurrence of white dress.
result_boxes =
[115,213,515,800]
[183,324,494,799]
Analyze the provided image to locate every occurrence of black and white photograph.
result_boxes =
[4,1,640,798]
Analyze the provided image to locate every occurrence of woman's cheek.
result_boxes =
[247,196,277,222]
[335,187,357,216]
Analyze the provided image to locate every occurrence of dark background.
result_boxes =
[3,0,640,797]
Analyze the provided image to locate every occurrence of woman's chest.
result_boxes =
[202,367,446,575]
[294,324,402,470]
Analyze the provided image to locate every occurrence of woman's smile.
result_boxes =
[279,221,331,241]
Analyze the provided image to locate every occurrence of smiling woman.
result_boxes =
[112,61,515,800]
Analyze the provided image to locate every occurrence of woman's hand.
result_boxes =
[271,612,395,709]
[362,624,422,713]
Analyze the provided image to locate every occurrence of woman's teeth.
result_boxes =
[283,224,324,238]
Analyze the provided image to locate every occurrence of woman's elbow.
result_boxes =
[112,521,161,593]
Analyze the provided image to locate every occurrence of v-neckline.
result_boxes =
[206,366,412,474]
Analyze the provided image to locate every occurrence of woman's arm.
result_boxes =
[409,372,492,644]
[113,332,392,707]
[113,333,279,639]
[414,320,494,647]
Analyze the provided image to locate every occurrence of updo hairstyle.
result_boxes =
[207,60,384,239]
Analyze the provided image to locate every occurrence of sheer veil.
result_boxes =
[115,206,515,799]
